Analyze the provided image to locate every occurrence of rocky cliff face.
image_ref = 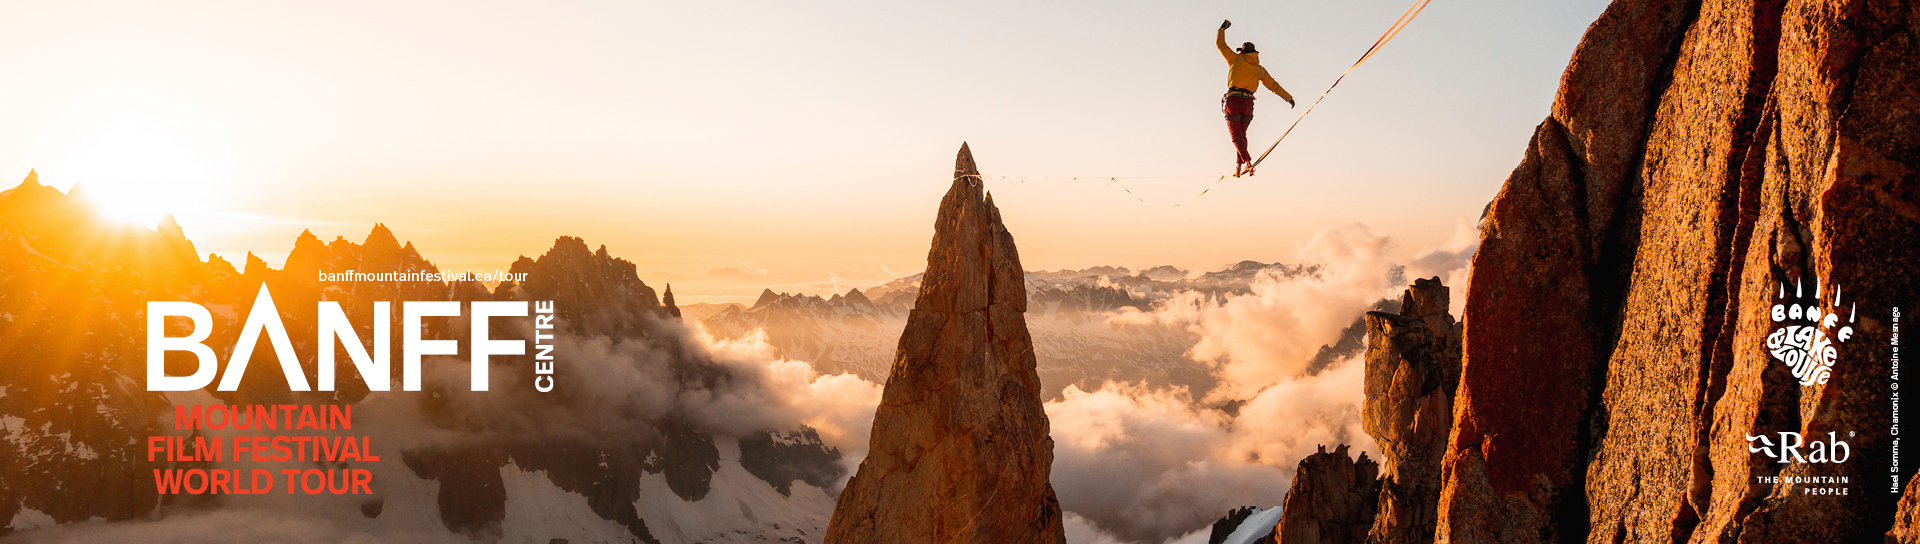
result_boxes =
[1252,279,1456,544]
[1442,0,1920,542]
[824,143,1067,543]
[1893,478,1920,543]
[1364,278,1460,544]
[1274,445,1382,544]
[1203,277,1453,544]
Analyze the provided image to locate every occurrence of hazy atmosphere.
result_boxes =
[9,1,1915,542]
[26,2,1875,544]
[0,0,1605,302]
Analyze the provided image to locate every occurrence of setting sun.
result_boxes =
[46,91,233,230]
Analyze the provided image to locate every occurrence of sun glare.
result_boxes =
[48,91,234,231]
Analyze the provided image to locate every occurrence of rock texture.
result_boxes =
[1440,0,1920,542]
[1893,477,1920,543]
[824,143,1067,543]
[1363,278,1460,544]
[1274,445,1382,544]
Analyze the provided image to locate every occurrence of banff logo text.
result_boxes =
[1768,278,1856,386]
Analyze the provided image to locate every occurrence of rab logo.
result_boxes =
[1767,278,1855,386]
[1747,432,1852,464]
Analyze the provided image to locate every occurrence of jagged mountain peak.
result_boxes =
[753,288,780,309]
[156,213,182,236]
[508,235,664,336]
[826,143,1064,543]
[663,283,681,318]
[843,287,873,307]
[364,222,400,249]
[242,251,271,276]
[0,185,835,543]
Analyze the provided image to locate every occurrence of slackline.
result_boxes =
[966,0,1433,208]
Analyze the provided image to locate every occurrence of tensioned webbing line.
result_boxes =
[1249,0,1431,169]
[966,0,1433,208]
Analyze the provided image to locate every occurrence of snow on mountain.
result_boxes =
[498,462,663,543]
[1219,506,1283,544]
[634,435,835,544]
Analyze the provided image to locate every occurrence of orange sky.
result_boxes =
[0,0,1608,302]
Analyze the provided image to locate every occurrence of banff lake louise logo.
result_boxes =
[1767,278,1856,386]
[1745,277,1861,495]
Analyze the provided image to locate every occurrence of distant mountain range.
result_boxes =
[699,261,1379,402]
[0,172,843,543]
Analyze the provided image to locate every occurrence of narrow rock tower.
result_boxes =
[824,143,1066,543]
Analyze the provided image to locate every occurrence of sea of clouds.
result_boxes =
[8,218,1477,544]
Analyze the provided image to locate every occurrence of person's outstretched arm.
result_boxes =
[1261,70,1295,106]
[1217,20,1235,63]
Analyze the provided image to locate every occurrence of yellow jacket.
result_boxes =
[1218,29,1293,101]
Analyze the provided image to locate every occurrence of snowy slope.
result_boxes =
[634,436,835,543]
[1221,506,1283,544]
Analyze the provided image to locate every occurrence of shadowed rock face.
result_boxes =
[1364,278,1460,544]
[1274,445,1381,544]
[1441,0,1920,543]
[739,427,846,497]
[824,143,1066,544]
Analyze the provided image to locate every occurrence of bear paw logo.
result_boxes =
[1767,278,1855,387]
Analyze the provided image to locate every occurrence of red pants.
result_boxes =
[1223,95,1254,164]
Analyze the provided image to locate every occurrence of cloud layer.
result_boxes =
[19,221,1475,544]
[1050,223,1475,543]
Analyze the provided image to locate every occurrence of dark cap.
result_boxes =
[1239,42,1258,54]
